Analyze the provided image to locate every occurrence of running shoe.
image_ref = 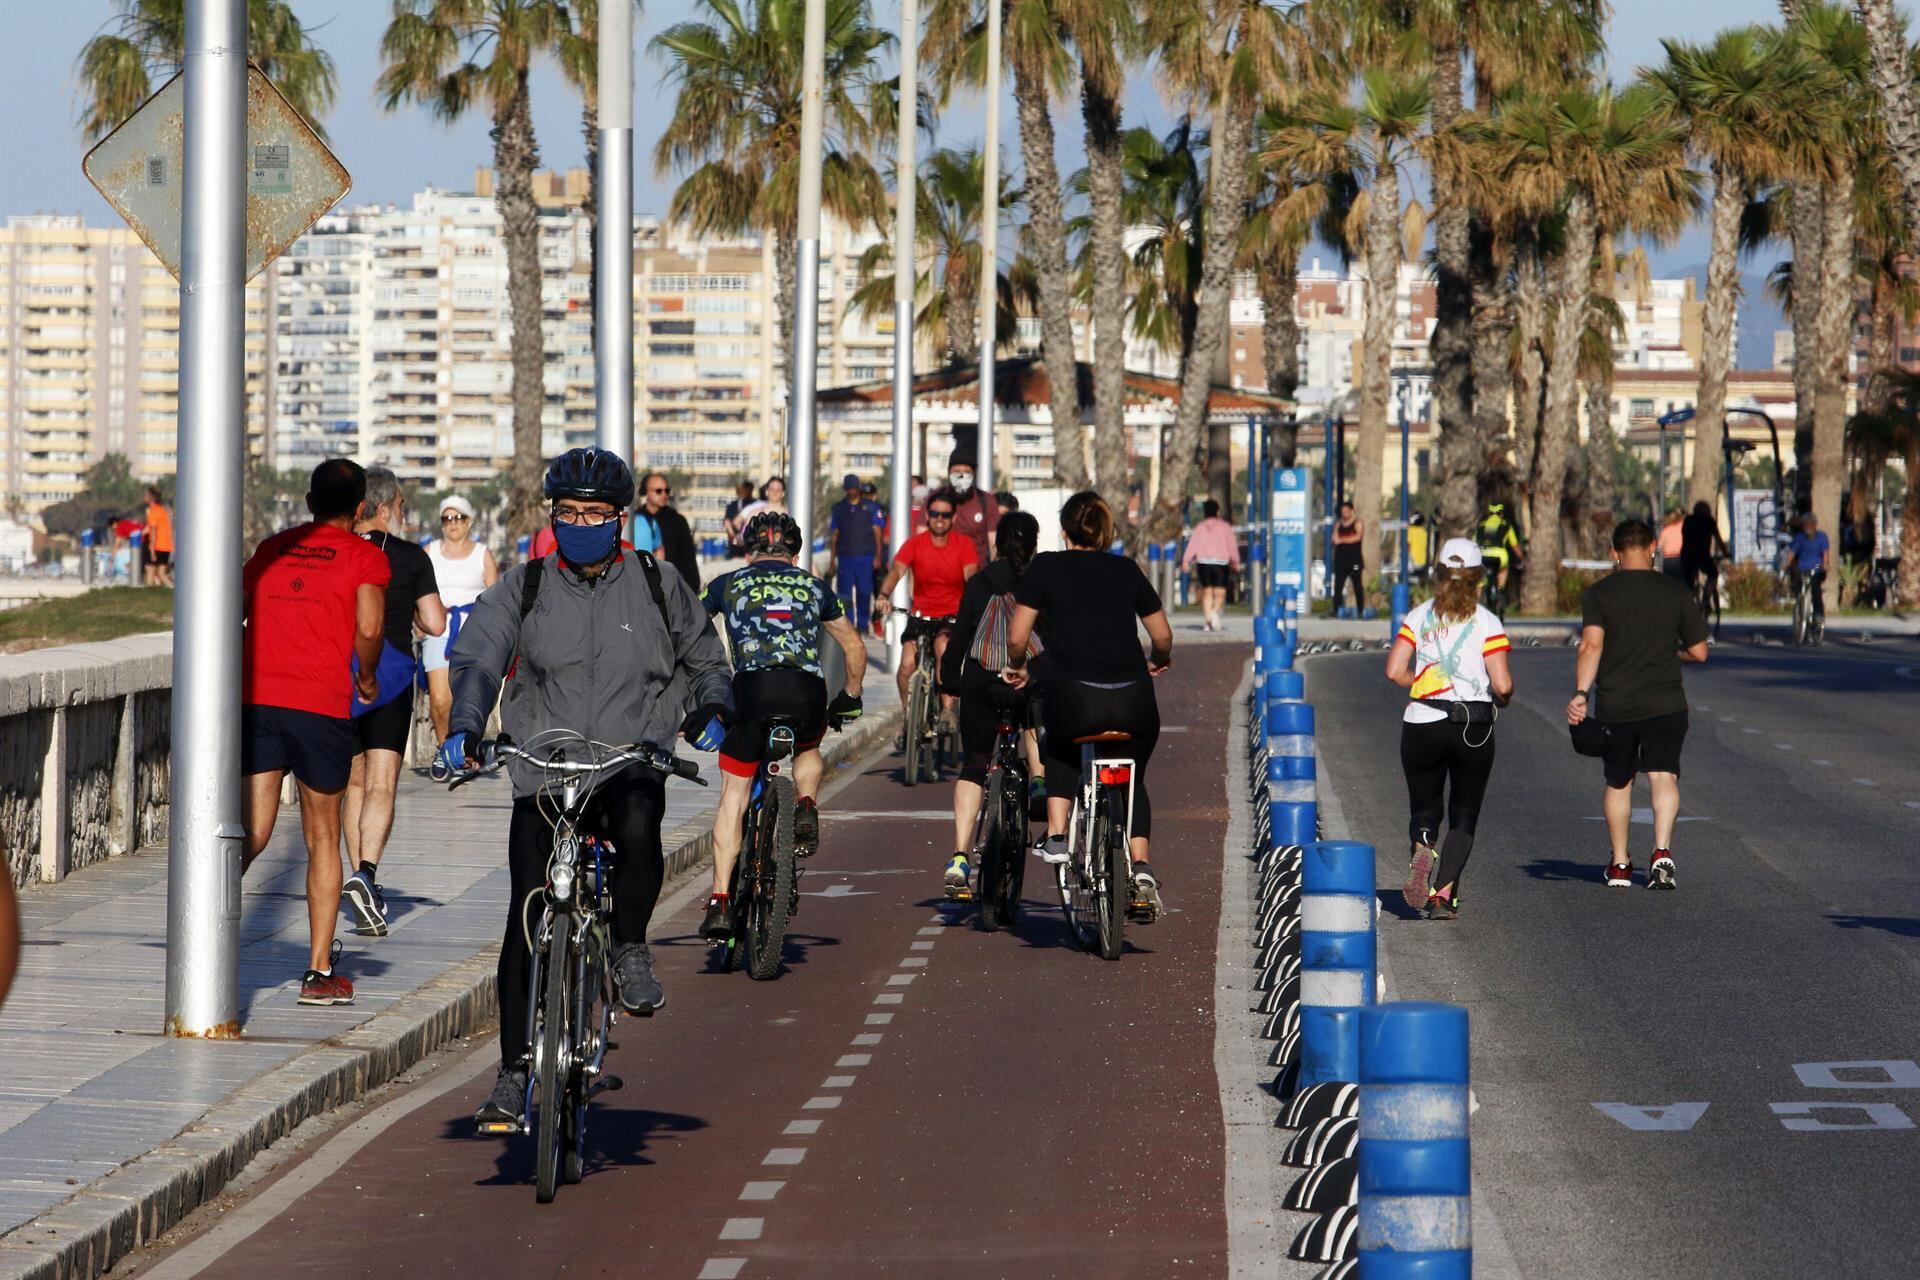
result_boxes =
[1424,892,1458,922]
[342,870,389,937]
[700,893,733,941]
[1648,850,1677,891]
[944,854,972,900]
[298,968,354,1006]
[1401,841,1436,912]
[612,942,664,1014]
[474,1066,528,1133]
[793,797,820,858]
[1605,862,1633,888]
[1129,861,1163,922]
[1033,834,1070,865]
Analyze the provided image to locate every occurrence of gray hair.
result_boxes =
[362,466,401,514]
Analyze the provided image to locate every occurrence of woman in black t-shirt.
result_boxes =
[1003,492,1173,920]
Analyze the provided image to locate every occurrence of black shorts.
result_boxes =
[1193,562,1233,590]
[242,704,354,792]
[149,550,172,567]
[720,669,828,779]
[352,689,414,756]
[1601,710,1688,789]
[903,614,956,644]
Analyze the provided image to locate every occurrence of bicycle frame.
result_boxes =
[1065,745,1137,867]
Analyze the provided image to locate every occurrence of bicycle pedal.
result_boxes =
[475,1120,522,1137]
[587,1076,624,1099]
[945,886,974,902]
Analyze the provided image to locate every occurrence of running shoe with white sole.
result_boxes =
[1129,862,1163,922]
[1033,834,1070,865]
[342,870,388,937]
[1648,851,1677,891]
[1605,862,1633,888]
[1401,842,1436,912]
[944,854,972,900]
[474,1066,528,1134]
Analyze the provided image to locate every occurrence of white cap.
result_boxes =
[440,494,475,521]
[1437,537,1482,569]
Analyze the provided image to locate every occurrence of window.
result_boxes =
[1629,398,1654,420]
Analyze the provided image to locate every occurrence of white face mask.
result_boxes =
[950,471,975,494]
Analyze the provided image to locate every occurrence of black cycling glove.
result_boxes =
[681,702,730,752]
[827,691,863,728]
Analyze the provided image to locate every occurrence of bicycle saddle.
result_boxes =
[1074,730,1132,744]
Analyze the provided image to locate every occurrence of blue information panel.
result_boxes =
[1270,466,1312,597]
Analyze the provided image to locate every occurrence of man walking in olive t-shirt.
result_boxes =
[1566,519,1710,891]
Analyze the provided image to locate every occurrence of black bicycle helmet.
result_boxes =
[543,448,634,509]
[743,509,804,557]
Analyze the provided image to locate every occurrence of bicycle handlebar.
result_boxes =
[447,733,705,790]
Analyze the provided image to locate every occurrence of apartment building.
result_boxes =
[0,215,271,520]
[274,210,375,474]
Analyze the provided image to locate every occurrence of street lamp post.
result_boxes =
[1249,415,1265,615]
[595,0,634,459]
[887,0,918,669]
[165,0,246,1038]
[785,0,828,551]
[1390,377,1411,640]
[974,0,1001,496]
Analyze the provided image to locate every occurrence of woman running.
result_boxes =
[1384,538,1513,920]
[939,512,1045,898]
[1002,492,1173,919]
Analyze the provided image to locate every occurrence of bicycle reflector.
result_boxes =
[1097,764,1133,785]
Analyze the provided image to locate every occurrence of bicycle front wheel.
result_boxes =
[745,775,797,981]
[534,911,572,1204]
[1094,790,1128,962]
[903,676,927,787]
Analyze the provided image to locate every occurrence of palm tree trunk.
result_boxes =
[1689,167,1743,508]
[1900,443,1920,607]
[1788,181,1823,512]
[583,91,598,354]
[1865,262,1897,415]
[1469,223,1515,503]
[1812,167,1857,615]
[1148,85,1256,542]
[1585,372,1618,558]
[946,253,977,368]
[1085,81,1130,510]
[1858,0,1920,250]
[495,76,547,539]
[1428,39,1477,541]
[1523,192,1595,614]
[1013,57,1090,490]
[1258,240,1300,400]
[1350,164,1400,587]
[1511,234,1546,507]
[775,226,798,404]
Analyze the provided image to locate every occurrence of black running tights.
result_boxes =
[1399,718,1496,893]
[1042,677,1160,839]
[499,771,666,1069]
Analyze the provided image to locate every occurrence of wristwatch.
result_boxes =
[1572,688,1592,701]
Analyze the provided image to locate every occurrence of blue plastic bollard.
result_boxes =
[1254,616,1287,649]
[1264,698,1316,847]
[1357,1003,1471,1278]
[1147,542,1163,563]
[1298,841,1377,1088]
[1389,581,1411,646]
[1265,670,1304,701]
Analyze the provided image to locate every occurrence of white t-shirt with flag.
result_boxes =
[1396,600,1510,724]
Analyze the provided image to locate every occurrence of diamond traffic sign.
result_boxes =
[82,66,350,282]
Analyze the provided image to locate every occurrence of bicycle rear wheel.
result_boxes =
[993,770,1027,929]
[745,775,797,981]
[903,675,927,786]
[1094,789,1128,962]
[534,912,572,1204]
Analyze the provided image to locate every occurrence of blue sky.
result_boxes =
[0,0,1853,344]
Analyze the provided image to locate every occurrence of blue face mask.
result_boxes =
[553,518,620,567]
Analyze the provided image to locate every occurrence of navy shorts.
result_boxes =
[242,704,354,793]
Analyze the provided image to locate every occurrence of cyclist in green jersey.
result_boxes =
[1478,502,1524,596]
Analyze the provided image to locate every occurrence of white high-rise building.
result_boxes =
[273,210,375,474]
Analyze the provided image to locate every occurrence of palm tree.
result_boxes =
[1092,122,1206,365]
[850,147,1025,366]
[1855,0,1920,251]
[1485,83,1693,613]
[1264,68,1432,584]
[380,0,569,538]
[1246,96,1335,433]
[652,0,893,388]
[1851,370,1920,605]
[76,0,338,142]
[1642,27,1824,513]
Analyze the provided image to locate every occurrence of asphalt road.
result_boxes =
[129,644,1246,1280]
[1307,635,1920,1280]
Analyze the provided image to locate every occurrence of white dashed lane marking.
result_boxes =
[763,1148,807,1165]
[837,1054,872,1067]
[822,1075,857,1088]
[802,1096,842,1110]
[740,1182,784,1201]
[697,1260,745,1280]
[916,926,944,936]
[1814,759,1834,767]
[719,1219,764,1241]
[783,1120,821,1136]
[874,993,903,1004]
[910,941,935,950]
[851,1033,884,1045]
[1855,778,1881,787]
[865,1013,893,1025]
[899,957,929,967]
[1905,801,1920,810]
[885,973,918,986]
[1742,728,1761,735]
[1775,743,1793,750]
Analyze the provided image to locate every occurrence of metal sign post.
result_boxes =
[974,0,1001,496]
[595,0,634,459]
[786,0,828,552]
[164,0,247,1038]
[887,0,919,670]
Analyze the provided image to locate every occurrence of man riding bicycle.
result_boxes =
[699,510,867,940]
[1478,501,1524,599]
[1788,511,1833,625]
[876,488,978,740]
[442,449,734,1132]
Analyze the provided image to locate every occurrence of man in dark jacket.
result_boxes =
[946,449,1000,566]
[633,472,702,587]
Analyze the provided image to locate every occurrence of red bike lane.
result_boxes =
[176,642,1243,1280]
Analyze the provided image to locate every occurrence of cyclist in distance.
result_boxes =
[1001,492,1173,918]
[1680,500,1728,606]
[1788,511,1833,626]
[441,449,734,1131]
[699,510,867,939]
[938,511,1046,899]
[876,488,978,737]
[1478,501,1524,605]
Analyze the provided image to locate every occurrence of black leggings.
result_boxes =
[1043,677,1159,839]
[499,770,666,1069]
[957,664,1030,785]
[1399,718,1496,893]
[1331,548,1365,612]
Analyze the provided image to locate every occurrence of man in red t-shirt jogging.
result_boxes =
[240,459,390,1007]
[877,487,978,728]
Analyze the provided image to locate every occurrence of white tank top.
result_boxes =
[428,539,489,608]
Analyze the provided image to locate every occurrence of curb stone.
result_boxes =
[0,704,901,1280]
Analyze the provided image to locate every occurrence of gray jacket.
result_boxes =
[449,550,733,798]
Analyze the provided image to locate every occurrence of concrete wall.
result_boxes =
[0,634,172,888]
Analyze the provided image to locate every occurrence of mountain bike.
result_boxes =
[901,616,957,786]
[1692,558,1721,640]
[451,731,703,1203]
[717,716,801,980]
[1792,568,1825,647]
[1055,730,1144,961]
[969,698,1031,932]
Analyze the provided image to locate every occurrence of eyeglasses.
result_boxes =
[441,513,469,524]
[553,507,620,526]
[927,509,955,520]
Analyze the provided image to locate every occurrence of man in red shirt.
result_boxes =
[877,487,977,725]
[240,459,389,1008]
